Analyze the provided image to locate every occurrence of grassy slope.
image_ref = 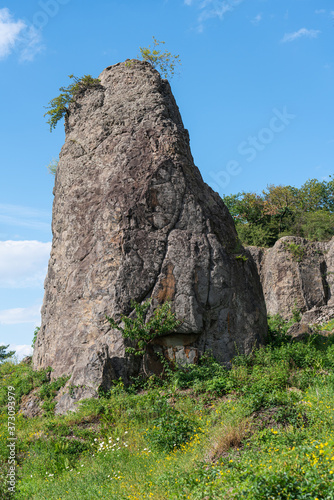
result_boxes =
[1,318,334,499]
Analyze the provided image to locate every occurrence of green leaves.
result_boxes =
[0,344,15,363]
[223,177,334,247]
[44,74,101,132]
[139,37,181,79]
[106,299,182,357]
[46,158,58,176]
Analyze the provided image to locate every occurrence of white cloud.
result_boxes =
[0,8,43,61]
[8,344,33,360]
[281,28,321,43]
[251,13,262,25]
[19,26,43,62]
[0,8,25,58]
[0,203,51,231]
[0,240,51,288]
[185,0,244,30]
[0,305,41,325]
[315,9,326,14]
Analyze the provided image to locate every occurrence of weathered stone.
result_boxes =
[21,356,32,365]
[33,60,267,409]
[55,386,97,415]
[301,305,334,326]
[19,389,43,418]
[286,322,313,341]
[247,236,334,321]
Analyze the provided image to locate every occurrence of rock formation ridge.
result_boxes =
[32,60,267,412]
[247,236,334,323]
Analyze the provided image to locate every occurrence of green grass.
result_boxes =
[2,318,334,498]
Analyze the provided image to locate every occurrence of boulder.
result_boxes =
[19,389,43,418]
[247,236,334,321]
[33,60,267,409]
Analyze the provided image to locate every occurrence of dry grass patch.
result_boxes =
[207,418,251,462]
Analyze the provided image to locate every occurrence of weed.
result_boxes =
[284,242,305,262]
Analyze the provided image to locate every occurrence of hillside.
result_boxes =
[2,316,334,499]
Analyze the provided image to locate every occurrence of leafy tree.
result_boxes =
[0,345,15,363]
[106,299,182,358]
[223,177,334,247]
[298,210,334,241]
[44,74,101,132]
[297,178,334,212]
[138,37,181,79]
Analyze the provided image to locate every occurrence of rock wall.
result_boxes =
[247,236,334,322]
[33,60,267,410]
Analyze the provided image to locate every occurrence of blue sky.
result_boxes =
[0,0,333,358]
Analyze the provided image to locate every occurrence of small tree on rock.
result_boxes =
[138,37,181,79]
[106,299,182,373]
[44,74,101,132]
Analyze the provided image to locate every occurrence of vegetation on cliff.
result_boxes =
[223,177,334,247]
[136,36,181,79]
[2,318,334,499]
[106,299,182,358]
[44,40,180,134]
[44,75,101,132]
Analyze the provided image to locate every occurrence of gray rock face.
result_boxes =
[33,60,267,405]
[247,236,334,322]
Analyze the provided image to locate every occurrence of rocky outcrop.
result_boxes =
[33,60,267,411]
[247,236,334,323]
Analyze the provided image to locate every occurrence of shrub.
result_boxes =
[44,74,101,131]
[31,326,40,348]
[284,242,305,262]
[145,396,197,452]
[106,299,182,359]
[39,375,70,415]
[173,353,228,395]
[138,37,181,79]
[46,159,58,176]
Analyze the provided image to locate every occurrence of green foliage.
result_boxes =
[284,242,305,262]
[39,375,70,415]
[145,395,197,452]
[46,158,58,176]
[106,299,182,358]
[223,176,334,247]
[235,254,248,262]
[267,314,292,346]
[0,362,51,415]
[138,37,181,79]
[3,309,334,499]
[173,353,229,395]
[32,326,40,348]
[44,74,101,131]
[299,210,334,241]
[291,301,302,323]
[0,344,15,363]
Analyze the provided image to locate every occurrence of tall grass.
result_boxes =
[1,317,334,498]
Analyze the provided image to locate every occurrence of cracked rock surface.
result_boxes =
[33,61,267,410]
[247,236,334,322]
